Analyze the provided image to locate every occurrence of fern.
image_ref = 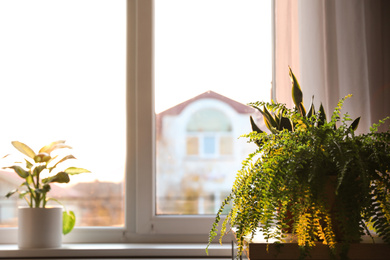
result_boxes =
[207,79,390,259]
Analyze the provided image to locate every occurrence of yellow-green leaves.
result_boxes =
[208,67,388,260]
[6,166,29,178]
[259,106,278,134]
[43,172,70,184]
[4,140,90,235]
[64,167,91,175]
[249,68,360,136]
[32,165,46,177]
[34,153,51,163]
[11,141,36,159]
[49,155,76,172]
[251,104,293,136]
[39,140,71,154]
[289,67,303,107]
[62,210,76,235]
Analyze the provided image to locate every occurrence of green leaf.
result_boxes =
[289,67,303,108]
[5,189,18,198]
[306,96,315,118]
[47,155,58,165]
[6,166,29,178]
[43,184,51,193]
[25,159,33,169]
[64,167,90,175]
[350,117,360,132]
[32,165,46,176]
[11,141,36,159]
[18,190,30,199]
[34,153,51,163]
[250,116,263,134]
[262,106,278,129]
[36,184,51,195]
[274,113,281,129]
[254,106,278,133]
[39,140,69,154]
[49,155,76,172]
[279,117,293,131]
[297,102,307,117]
[318,103,327,126]
[250,116,264,147]
[25,175,34,185]
[63,210,76,235]
[42,172,70,184]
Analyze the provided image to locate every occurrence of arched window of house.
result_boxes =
[186,108,233,157]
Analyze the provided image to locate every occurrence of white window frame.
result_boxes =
[133,0,222,237]
[0,0,227,244]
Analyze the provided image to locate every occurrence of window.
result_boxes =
[148,0,272,234]
[0,0,272,246]
[0,0,126,243]
[203,136,217,155]
[220,136,234,155]
[186,137,199,155]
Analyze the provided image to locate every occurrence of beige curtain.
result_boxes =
[274,0,390,133]
[274,0,299,109]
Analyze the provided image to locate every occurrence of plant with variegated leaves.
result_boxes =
[3,140,90,235]
[249,67,360,136]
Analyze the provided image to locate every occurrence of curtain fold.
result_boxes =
[273,0,299,108]
[274,0,390,132]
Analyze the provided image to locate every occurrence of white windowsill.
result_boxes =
[0,243,232,259]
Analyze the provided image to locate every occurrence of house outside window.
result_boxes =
[156,91,260,215]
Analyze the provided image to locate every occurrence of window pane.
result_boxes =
[203,136,216,155]
[155,0,271,215]
[186,137,199,155]
[0,0,126,227]
[220,136,233,155]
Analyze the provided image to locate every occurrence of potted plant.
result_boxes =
[3,140,90,248]
[207,69,390,259]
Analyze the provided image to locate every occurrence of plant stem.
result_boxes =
[42,194,47,208]
[26,184,35,208]
[36,171,41,208]
[23,195,31,208]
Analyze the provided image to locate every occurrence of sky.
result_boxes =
[0,0,126,183]
[155,0,272,113]
[0,0,271,184]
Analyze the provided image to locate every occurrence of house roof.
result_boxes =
[157,90,255,117]
[155,90,262,137]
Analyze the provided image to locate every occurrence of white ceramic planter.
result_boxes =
[18,206,63,249]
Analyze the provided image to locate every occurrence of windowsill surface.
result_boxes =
[249,242,390,260]
[0,243,231,259]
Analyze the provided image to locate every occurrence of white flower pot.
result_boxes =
[18,206,63,249]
